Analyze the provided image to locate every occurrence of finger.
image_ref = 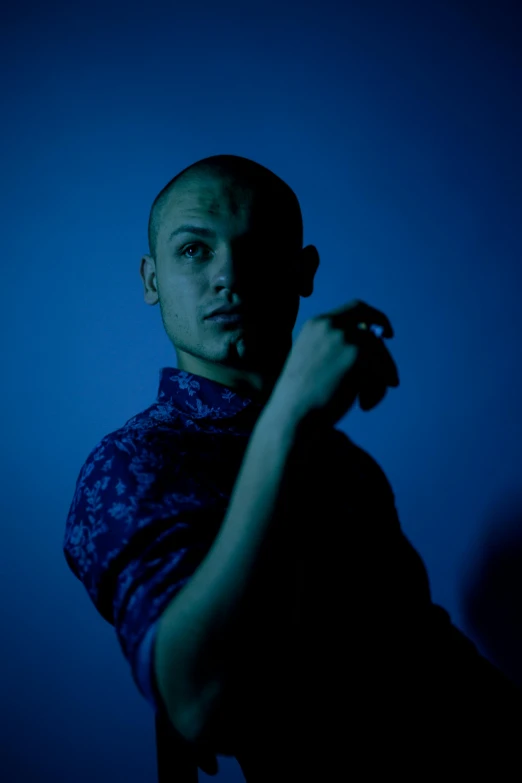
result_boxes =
[329,300,395,339]
[356,322,390,343]
[357,301,394,338]
[357,333,400,388]
[358,381,388,411]
[381,344,400,387]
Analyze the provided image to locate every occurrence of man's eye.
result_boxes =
[181,243,210,260]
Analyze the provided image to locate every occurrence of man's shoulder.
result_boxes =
[75,403,188,480]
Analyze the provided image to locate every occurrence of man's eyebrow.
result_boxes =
[168,225,217,242]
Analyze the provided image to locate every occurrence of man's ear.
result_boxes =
[140,254,160,305]
[299,245,320,298]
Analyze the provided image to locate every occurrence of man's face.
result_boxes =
[142,172,309,384]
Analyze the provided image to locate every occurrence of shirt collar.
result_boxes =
[156,366,266,421]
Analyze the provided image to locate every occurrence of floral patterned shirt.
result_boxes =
[63,367,270,712]
[63,366,518,776]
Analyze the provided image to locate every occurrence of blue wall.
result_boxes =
[3,1,521,780]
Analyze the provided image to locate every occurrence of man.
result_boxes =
[64,154,520,781]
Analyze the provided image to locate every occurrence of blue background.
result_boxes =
[3,0,521,780]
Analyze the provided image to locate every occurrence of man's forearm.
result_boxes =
[154,398,308,744]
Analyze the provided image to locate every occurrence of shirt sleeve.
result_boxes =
[63,429,226,710]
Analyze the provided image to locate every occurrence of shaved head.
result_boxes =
[147,154,303,260]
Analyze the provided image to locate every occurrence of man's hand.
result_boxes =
[269,299,399,429]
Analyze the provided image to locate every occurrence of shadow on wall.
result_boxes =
[460,493,522,691]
